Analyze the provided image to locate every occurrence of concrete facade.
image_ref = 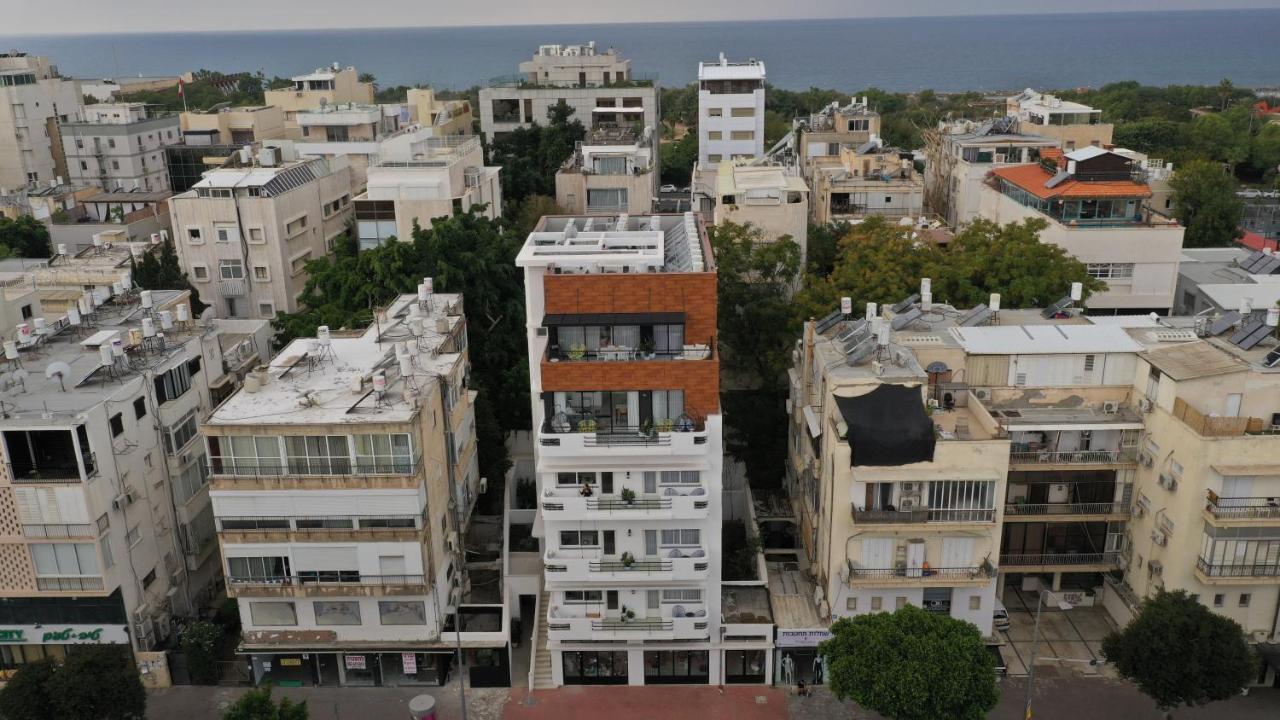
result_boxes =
[60,104,181,192]
[697,55,765,167]
[0,53,82,189]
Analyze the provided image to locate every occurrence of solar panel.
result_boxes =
[1256,256,1280,275]
[957,303,989,327]
[1207,311,1241,336]
[845,337,876,365]
[842,327,870,354]
[1241,250,1265,271]
[1041,296,1072,319]
[889,294,919,313]
[1234,323,1273,351]
[1264,347,1280,369]
[1044,170,1072,189]
[814,310,844,335]
[891,306,923,330]
[1229,319,1265,345]
[961,307,994,327]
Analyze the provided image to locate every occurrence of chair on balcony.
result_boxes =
[690,548,705,558]
[690,487,706,496]
[672,605,686,617]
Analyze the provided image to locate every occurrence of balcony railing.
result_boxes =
[589,560,673,573]
[208,456,421,479]
[217,515,424,532]
[1000,552,1122,567]
[36,576,105,591]
[1204,492,1280,520]
[591,618,674,632]
[1009,449,1136,465]
[23,523,95,538]
[852,507,995,524]
[1196,558,1280,578]
[586,497,673,511]
[1004,502,1128,517]
[849,566,994,581]
[227,574,427,588]
[8,453,97,483]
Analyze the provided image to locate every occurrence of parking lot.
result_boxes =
[995,586,1118,678]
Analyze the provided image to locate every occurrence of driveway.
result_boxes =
[997,586,1116,678]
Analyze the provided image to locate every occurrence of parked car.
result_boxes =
[660,184,678,193]
[679,186,691,193]
[993,599,1011,631]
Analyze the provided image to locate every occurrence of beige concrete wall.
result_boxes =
[1030,123,1115,150]
[554,169,654,215]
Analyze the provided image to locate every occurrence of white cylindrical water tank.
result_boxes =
[989,293,1001,312]
[140,290,153,309]
[865,302,877,322]
[317,326,331,346]
[67,307,81,326]
[111,338,125,357]
[16,323,30,339]
[112,281,123,296]
[417,283,429,305]
[176,303,190,322]
[840,297,852,315]
[372,372,387,393]
[32,318,46,335]
[120,272,132,291]
[3,342,17,361]
[99,344,113,367]
[920,277,931,295]
[423,277,434,294]
[159,310,173,330]
[877,323,890,347]
[1267,307,1280,328]
[921,292,932,312]
[92,234,103,248]
[399,355,413,377]
[142,318,156,337]
[56,243,67,256]
[1070,282,1083,302]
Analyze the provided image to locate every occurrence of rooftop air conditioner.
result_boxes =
[1102,401,1119,414]
[1150,530,1168,546]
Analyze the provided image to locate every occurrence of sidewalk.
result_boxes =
[504,685,788,720]
[146,683,509,720]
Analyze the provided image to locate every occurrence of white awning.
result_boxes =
[803,405,823,438]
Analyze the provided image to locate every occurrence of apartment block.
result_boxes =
[979,147,1184,313]
[923,117,1060,227]
[59,103,181,192]
[697,54,765,168]
[263,65,375,139]
[169,149,353,319]
[0,52,83,188]
[404,89,474,138]
[554,126,655,215]
[1007,89,1114,151]
[204,289,502,687]
[179,106,287,147]
[809,141,923,225]
[0,259,269,673]
[517,213,758,687]
[354,135,502,250]
[694,162,808,261]
[794,97,881,185]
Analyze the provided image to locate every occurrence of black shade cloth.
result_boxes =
[834,384,935,467]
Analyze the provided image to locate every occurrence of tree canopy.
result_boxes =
[131,238,207,312]
[1101,590,1256,711]
[487,101,585,210]
[120,70,266,110]
[820,605,999,720]
[1170,159,1245,247]
[222,687,308,720]
[0,645,146,720]
[0,215,52,258]
[659,131,697,186]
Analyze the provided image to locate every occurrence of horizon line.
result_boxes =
[4,6,1277,38]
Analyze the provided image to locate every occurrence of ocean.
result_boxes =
[5,10,1280,93]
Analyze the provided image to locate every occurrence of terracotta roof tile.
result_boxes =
[991,163,1152,200]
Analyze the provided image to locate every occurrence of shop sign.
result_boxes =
[0,625,129,645]
[279,658,302,667]
[345,654,366,670]
[776,629,833,648]
[402,653,417,674]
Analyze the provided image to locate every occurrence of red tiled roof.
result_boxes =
[1040,147,1064,163]
[991,163,1152,200]
[1239,230,1279,251]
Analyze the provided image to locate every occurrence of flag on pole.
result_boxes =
[177,78,187,113]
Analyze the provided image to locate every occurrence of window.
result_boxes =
[253,265,269,281]
[659,529,700,546]
[109,413,124,438]
[228,556,289,580]
[707,108,723,117]
[353,433,414,473]
[706,131,722,140]
[560,530,599,547]
[125,525,141,546]
[249,601,297,626]
[219,259,244,280]
[730,107,755,118]
[1083,354,1096,372]
[79,161,88,171]
[846,597,857,611]
[192,265,209,281]
[132,396,147,420]
[111,160,119,170]
[285,436,351,475]
[314,601,361,625]
[1240,593,1251,607]
[215,226,235,243]
[557,471,595,487]
[258,303,275,318]
[291,251,312,275]
[565,650,629,684]
[661,589,702,603]
[1213,594,1225,607]
[729,130,754,141]
[248,227,265,244]
[563,591,603,604]
[285,216,308,236]
[660,470,700,484]
[707,154,722,162]
[154,362,193,404]
[164,411,199,454]
[186,227,202,243]
[969,596,982,610]
[173,456,209,505]
[895,596,907,609]
[870,596,882,611]
[141,569,156,588]
[586,188,627,212]
[30,543,100,577]
[75,138,83,148]
[107,138,116,148]
[1086,263,1135,280]
[643,650,708,683]
[379,601,427,625]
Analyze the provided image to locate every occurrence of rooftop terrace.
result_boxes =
[518,212,712,274]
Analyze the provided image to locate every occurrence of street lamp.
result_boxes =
[1023,592,1073,720]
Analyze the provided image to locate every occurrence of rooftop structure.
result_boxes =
[555,126,656,215]
[923,117,1060,226]
[1006,89,1113,149]
[810,140,923,225]
[697,54,766,168]
[516,212,711,274]
[694,161,808,263]
[263,64,376,140]
[513,42,635,88]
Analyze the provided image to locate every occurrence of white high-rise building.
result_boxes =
[0,52,83,189]
[696,54,765,168]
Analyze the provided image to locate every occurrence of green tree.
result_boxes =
[0,215,52,257]
[0,658,58,720]
[1191,114,1250,171]
[223,687,308,720]
[1170,159,1244,247]
[1101,590,1256,713]
[47,645,146,720]
[820,605,999,720]
[1249,122,1280,179]
[487,101,585,209]
[507,194,567,239]
[131,239,207,312]
[804,220,850,277]
[181,620,225,685]
[659,131,698,186]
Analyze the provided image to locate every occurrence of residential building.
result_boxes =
[697,54,765,168]
[0,273,269,675]
[22,180,100,221]
[59,103,181,192]
[179,106,287,147]
[0,52,82,188]
[263,65,376,139]
[404,89,474,138]
[694,162,808,261]
[979,147,1184,313]
[794,97,881,183]
[517,212,747,686]
[479,44,658,174]
[554,125,655,215]
[46,190,171,255]
[1171,246,1274,316]
[292,104,406,190]
[809,141,923,225]
[923,117,1059,227]
[353,135,502,250]
[1007,89,1114,150]
[204,289,503,687]
[78,76,181,103]
[169,149,353,319]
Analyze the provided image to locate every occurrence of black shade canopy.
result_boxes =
[835,384,936,467]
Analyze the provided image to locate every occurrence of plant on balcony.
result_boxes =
[567,343,587,360]
[1101,590,1257,714]
[656,418,675,433]
[576,417,597,433]
[621,487,637,505]
[619,605,636,623]
[639,337,656,359]
[620,551,636,567]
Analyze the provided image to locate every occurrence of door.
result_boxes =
[606,591,618,610]
[861,538,893,570]
[601,472,614,494]
[1226,393,1243,417]
[645,530,658,557]
[603,531,615,556]
[942,537,976,569]
[644,472,657,494]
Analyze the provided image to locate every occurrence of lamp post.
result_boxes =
[1023,591,1073,720]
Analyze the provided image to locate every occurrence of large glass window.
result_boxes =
[379,601,427,625]
[644,650,710,684]
[173,455,210,505]
[30,543,99,577]
[586,188,628,212]
[559,530,599,547]
[227,556,289,580]
[659,529,701,547]
[249,601,297,626]
[164,411,200,455]
[213,436,283,475]
[285,436,351,475]
[353,434,414,473]
[313,601,361,625]
[725,650,766,683]
[562,650,628,685]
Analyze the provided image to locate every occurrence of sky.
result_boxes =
[8,0,1280,35]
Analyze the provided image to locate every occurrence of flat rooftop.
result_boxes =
[722,586,773,624]
[517,212,712,274]
[207,292,464,427]
[698,57,766,81]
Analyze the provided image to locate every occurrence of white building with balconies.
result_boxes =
[697,54,765,168]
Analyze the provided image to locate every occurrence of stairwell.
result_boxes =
[530,590,555,689]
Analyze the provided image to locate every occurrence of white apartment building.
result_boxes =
[0,52,82,189]
[169,149,353,319]
[697,54,765,168]
[60,103,182,192]
[517,213,756,687]
[979,147,1184,313]
[353,135,502,250]
[519,42,631,87]
[923,117,1060,227]
[204,290,504,688]
[693,162,808,262]
[1007,89,1114,150]
[263,64,376,140]
[0,266,268,672]
[554,125,655,215]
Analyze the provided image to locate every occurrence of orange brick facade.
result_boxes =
[540,358,720,415]
[542,273,718,346]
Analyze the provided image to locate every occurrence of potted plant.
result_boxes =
[577,417,597,433]
[656,418,675,433]
[621,487,637,505]
[639,337,656,359]
[621,551,635,567]
[567,343,586,360]
[619,605,636,623]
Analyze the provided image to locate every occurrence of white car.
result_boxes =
[660,184,678,193]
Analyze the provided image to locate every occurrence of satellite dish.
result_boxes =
[45,361,72,391]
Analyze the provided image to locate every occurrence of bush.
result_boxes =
[182,620,225,685]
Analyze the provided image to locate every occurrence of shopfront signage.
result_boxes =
[279,658,302,667]
[0,625,129,645]
[345,654,367,670]
[776,629,833,648]
[402,653,417,674]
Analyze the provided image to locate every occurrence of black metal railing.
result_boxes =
[227,574,427,588]
[853,507,996,524]
[999,552,1121,567]
[1204,493,1280,520]
[589,560,673,573]
[1004,502,1128,517]
[585,497,673,511]
[849,566,994,580]
[1196,558,1280,578]
[1009,449,1136,465]
[591,619,672,632]
[36,576,105,591]
[208,456,421,479]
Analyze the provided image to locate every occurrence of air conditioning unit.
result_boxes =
[1138,397,1154,414]
[972,388,990,401]
[1158,474,1178,492]
[112,491,136,511]
[1150,529,1168,546]
[994,153,1007,164]
[900,497,920,510]
[132,604,151,625]
[1102,401,1119,414]
[1139,453,1154,469]
[901,482,921,494]
[1148,560,1163,576]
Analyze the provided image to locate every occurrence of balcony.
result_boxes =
[1003,502,1129,521]
[1204,491,1280,525]
[7,452,98,484]
[537,427,709,458]
[1008,448,1137,468]
[847,565,995,587]
[541,488,709,521]
[546,609,709,641]
[999,552,1123,571]
[22,523,96,539]
[852,507,996,525]
[225,574,428,598]
[36,576,106,592]
[208,456,422,490]
[218,278,248,297]
[1195,558,1280,582]
[544,551,710,582]
[216,514,425,540]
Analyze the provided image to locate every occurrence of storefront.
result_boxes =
[774,629,832,686]
[561,649,629,685]
[642,649,710,684]
[723,649,768,683]
[247,649,454,687]
[0,624,131,680]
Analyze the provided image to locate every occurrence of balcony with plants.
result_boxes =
[540,471,710,520]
